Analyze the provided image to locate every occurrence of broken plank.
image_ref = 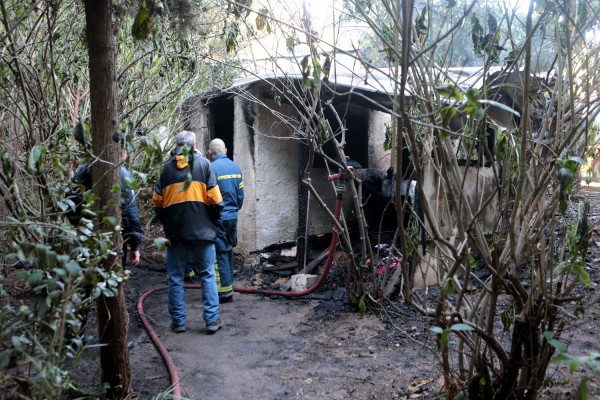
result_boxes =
[301,247,331,275]
[262,261,298,272]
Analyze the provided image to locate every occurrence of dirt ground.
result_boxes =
[5,190,600,399]
[66,190,600,400]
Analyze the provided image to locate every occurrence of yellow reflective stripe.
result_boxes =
[238,182,244,189]
[207,185,223,205]
[214,259,221,287]
[218,285,233,293]
[218,174,242,180]
[161,181,208,207]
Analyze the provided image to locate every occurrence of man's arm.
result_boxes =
[152,178,165,223]
[237,173,244,211]
[206,163,224,222]
[121,168,142,267]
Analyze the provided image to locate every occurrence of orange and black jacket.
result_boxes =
[153,150,223,242]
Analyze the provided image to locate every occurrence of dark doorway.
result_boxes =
[208,97,235,160]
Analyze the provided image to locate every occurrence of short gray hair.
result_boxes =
[209,138,226,155]
[176,131,196,148]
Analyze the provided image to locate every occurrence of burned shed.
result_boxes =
[180,71,399,260]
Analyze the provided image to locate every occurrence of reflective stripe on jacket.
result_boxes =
[153,151,223,242]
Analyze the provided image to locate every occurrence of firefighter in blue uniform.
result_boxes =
[208,138,244,302]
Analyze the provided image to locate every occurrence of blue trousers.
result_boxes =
[214,219,238,295]
[215,249,234,295]
[167,240,219,326]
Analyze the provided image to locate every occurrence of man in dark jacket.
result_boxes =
[153,131,225,334]
[72,160,142,267]
[208,138,244,302]
[67,150,142,347]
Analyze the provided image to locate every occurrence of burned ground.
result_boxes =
[2,190,600,399]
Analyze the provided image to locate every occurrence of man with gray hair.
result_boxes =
[208,138,244,302]
[153,131,224,333]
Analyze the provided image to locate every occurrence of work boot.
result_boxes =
[219,291,234,303]
[206,318,224,334]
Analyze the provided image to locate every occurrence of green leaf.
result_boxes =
[358,295,366,318]
[103,216,118,226]
[132,0,156,40]
[12,336,29,351]
[544,331,565,352]
[480,99,521,117]
[79,227,93,237]
[552,261,569,278]
[441,106,459,130]
[575,378,590,400]
[256,14,265,31]
[35,244,50,266]
[450,323,474,331]
[27,145,44,174]
[65,261,81,277]
[442,278,454,296]
[56,200,69,212]
[487,12,498,34]
[571,262,591,287]
[435,85,462,100]
[47,250,57,269]
[51,154,67,175]
[27,270,45,287]
[430,326,444,334]
[550,353,588,374]
[569,156,585,165]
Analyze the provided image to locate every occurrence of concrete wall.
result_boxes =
[180,96,210,148]
[233,95,258,257]
[233,90,301,252]
[368,109,392,172]
[422,162,498,238]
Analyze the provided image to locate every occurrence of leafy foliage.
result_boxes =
[0,0,240,396]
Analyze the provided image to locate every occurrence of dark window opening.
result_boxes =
[208,98,235,160]
[313,104,369,168]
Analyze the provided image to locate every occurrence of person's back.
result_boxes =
[208,138,244,302]
[153,149,221,242]
[153,130,224,334]
[211,153,244,220]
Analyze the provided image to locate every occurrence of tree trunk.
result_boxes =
[84,0,131,397]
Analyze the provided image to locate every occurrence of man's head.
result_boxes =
[175,131,197,152]
[208,138,226,160]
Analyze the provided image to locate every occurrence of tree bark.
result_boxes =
[84,0,131,397]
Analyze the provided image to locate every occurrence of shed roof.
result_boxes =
[200,58,412,112]
[199,60,504,113]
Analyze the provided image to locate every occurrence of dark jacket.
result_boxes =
[211,153,244,221]
[71,163,143,251]
[153,150,223,242]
